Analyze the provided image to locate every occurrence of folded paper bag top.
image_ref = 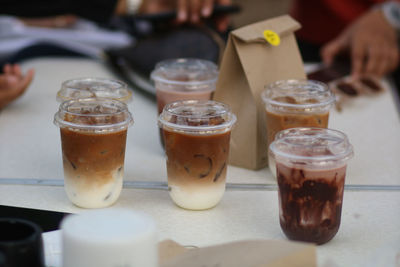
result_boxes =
[213,15,306,170]
[160,239,316,267]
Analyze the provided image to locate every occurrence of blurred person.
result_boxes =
[0,64,34,109]
[2,0,232,32]
[290,0,400,84]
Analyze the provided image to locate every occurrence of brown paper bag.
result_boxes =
[160,239,316,267]
[213,15,306,170]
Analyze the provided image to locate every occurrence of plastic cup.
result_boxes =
[158,100,236,210]
[61,209,158,267]
[0,218,44,267]
[262,79,335,175]
[262,79,335,149]
[151,58,218,146]
[54,98,133,208]
[57,78,132,103]
[269,127,353,245]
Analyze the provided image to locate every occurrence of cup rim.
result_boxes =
[261,79,336,109]
[57,77,132,103]
[0,218,42,245]
[150,58,218,88]
[54,98,133,131]
[158,100,236,133]
[269,127,354,164]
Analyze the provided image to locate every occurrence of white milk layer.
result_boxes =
[64,167,123,208]
[169,183,226,210]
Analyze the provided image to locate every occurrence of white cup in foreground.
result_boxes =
[61,209,158,267]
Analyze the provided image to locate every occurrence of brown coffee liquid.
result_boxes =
[276,163,346,245]
[266,111,329,148]
[60,128,127,188]
[163,129,230,188]
[156,88,213,148]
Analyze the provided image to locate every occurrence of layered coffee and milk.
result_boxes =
[269,128,353,245]
[159,100,236,210]
[54,98,133,208]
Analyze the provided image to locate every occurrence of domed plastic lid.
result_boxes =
[158,100,236,134]
[262,79,335,112]
[150,58,218,91]
[54,98,133,132]
[57,78,132,103]
[269,127,353,168]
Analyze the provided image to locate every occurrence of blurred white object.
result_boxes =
[61,209,158,267]
[42,230,62,267]
[0,15,134,60]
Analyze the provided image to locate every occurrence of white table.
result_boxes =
[0,58,399,267]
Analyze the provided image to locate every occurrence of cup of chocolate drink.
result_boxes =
[54,98,133,208]
[57,78,132,103]
[158,100,236,210]
[269,127,353,245]
[151,58,218,146]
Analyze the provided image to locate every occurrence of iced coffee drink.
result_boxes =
[54,98,133,208]
[151,58,218,146]
[158,100,236,210]
[262,80,335,148]
[57,78,132,103]
[269,128,353,245]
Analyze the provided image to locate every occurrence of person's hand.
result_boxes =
[139,0,232,31]
[321,9,399,79]
[0,64,34,109]
[19,15,77,28]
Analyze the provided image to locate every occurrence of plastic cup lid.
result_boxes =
[269,127,353,166]
[57,78,132,103]
[158,100,236,133]
[150,58,218,90]
[54,98,133,132]
[261,79,335,109]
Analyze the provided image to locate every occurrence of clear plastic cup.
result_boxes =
[262,79,335,148]
[151,58,218,146]
[57,78,132,103]
[158,100,236,210]
[54,98,133,208]
[262,79,335,175]
[269,127,354,245]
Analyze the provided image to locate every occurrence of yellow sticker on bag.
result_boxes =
[263,30,280,46]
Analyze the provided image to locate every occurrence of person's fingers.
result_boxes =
[321,37,346,66]
[351,37,368,79]
[177,0,188,22]
[13,64,22,77]
[3,64,11,74]
[375,53,390,77]
[189,0,201,23]
[18,68,35,95]
[202,0,214,17]
[364,44,383,76]
[217,0,231,4]
[386,46,400,74]
[215,15,229,32]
